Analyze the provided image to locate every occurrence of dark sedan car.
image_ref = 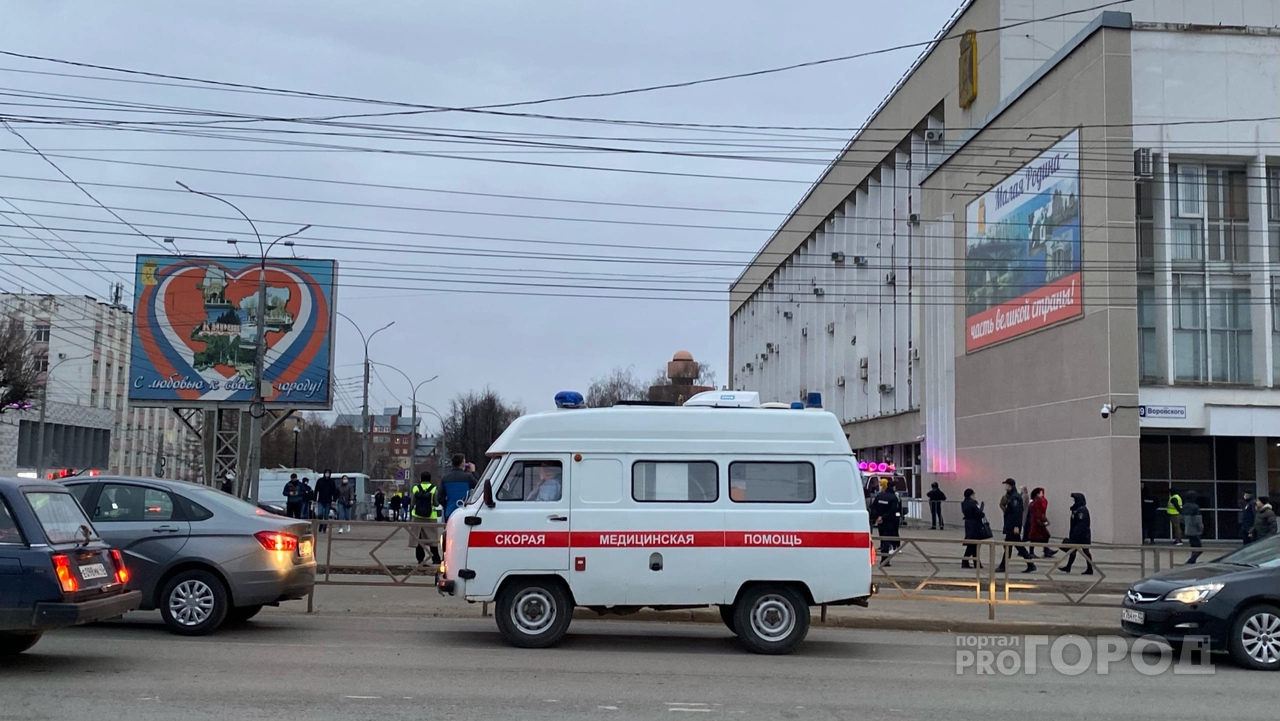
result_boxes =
[1121,535,1280,670]
[0,477,141,655]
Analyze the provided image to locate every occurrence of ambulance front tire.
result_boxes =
[733,585,810,655]
[718,604,736,634]
[495,577,573,649]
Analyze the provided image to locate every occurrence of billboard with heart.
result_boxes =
[129,255,337,408]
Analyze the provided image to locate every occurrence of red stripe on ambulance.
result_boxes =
[468,531,870,549]
[468,531,571,548]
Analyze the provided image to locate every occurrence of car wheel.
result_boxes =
[718,604,737,634]
[0,632,42,655]
[1229,604,1280,671]
[160,569,229,636]
[733,585,810,655]
[226,605,264,624]
[495,578,572,649]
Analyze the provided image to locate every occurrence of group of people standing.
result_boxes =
[1152,489,1276,549]
[282,471,358,532]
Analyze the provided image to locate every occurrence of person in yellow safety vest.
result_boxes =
[1167,490,1184,546]
[410,471,441,565]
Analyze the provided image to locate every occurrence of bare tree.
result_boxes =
[440,388,523,475]
[586,366,647,408]
[260,414,364,473]
[0,318,42,413]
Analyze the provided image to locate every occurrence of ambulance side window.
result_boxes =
[632,461,718,503]
[728,462,816,503]
[496,461,563,502]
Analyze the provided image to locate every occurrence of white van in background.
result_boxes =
[437,391,874,654]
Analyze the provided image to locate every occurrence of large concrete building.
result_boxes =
[729,0,1280,542]
[0,294,200,480]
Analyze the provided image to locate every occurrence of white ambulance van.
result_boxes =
[436,390,873,654]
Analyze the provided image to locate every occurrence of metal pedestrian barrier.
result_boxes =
[305,518,443,612]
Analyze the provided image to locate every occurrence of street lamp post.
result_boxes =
[292,425,300,467]
[371,361,438,481]
[337,313,395,479]
[177,180,309,503]
[35,353,90,479]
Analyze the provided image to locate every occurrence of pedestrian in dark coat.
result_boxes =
[1027,488,1056,558]
[1061,493,1093,574]
[1240,491,1256,545]
[374,489,386,522]
[1183,491,1205,564]
[961,489,986,569]
[870,481,902,566]
[996,478,1035,574]
[1253,498,1277,540]
[927,482,947,530]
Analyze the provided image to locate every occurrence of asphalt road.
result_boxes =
[0,612,1269,721]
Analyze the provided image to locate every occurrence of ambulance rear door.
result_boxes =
[463,456,571,599]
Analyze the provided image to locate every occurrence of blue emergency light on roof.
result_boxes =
[790,401,805,409]
[554,390,585,409]
[806,392,823,409]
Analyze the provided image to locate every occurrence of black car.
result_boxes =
[0,477,141,655]
[1121,535,1280,670]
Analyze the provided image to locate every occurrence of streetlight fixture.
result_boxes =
[371,361,438,481]
[336,312,395,478]
[177,180,310,503]
[35,353,90,479]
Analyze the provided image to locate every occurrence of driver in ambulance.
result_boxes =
[529,465,562,502]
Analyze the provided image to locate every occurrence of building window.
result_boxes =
[35,354,49,373]
[1273,279,1280,385]
[33,323,50,343]
[1206,168,1249,262]
[1269,169,1280,263]
[1135,180,1154,270]
[1174,164,1203,218]
[1210,287,1252,384]
[93,360,100,378]
[632,461,718,503]
[1173,275,1207,382]
[728,462,815,504]
[1137,281,1158,382]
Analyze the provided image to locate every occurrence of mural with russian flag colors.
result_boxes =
[965,130,1082,352]
[128,255,337,408]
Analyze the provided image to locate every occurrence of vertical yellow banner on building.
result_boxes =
[959,29,978,109]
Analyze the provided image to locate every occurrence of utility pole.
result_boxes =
[362,355,371,478]
[176,180,307,504]
[337,313,394,479]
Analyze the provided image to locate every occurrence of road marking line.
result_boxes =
[344,695,380,699]
[669,710,712,714]
[598,705,620,710]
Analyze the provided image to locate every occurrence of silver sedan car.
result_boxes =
[63,477,315,636]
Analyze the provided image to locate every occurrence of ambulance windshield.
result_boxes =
[466,459,502,505]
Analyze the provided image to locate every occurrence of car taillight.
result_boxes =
[111,549,129,585]
[52,554,79,593]
[869,545,877,568]
[255,531,298,552]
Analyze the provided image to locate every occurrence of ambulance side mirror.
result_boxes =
[483,478,495,508]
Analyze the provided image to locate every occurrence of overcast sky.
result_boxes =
[0,0,963,426]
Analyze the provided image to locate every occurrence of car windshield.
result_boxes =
[1216,535,1280,568]
[25,490,99,545]
[465,459,503,505]
[187,486,269,517]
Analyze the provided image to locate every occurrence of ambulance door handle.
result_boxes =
[547,515,568,522]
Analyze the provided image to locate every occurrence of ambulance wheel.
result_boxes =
[496,577,572,649]
[733,585,809,655]
[718,605,737,634]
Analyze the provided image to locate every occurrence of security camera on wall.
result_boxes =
[1100,404,1113,419]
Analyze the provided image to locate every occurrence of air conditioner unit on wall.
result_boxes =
[885,272,897,286]
[878,383,894,394]
[831,251,846,263]
[1134,148,1154,179]
[801,327,808,338]
[836,376,846,387]
[924,129,944,144]
[813,287,825,296]
[827,322,836,334]
[853,256,870,266]
[783,311,793,320]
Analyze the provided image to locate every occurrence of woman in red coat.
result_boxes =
[1028,488,1057,558]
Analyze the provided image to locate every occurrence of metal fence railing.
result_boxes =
[305,518,442,612]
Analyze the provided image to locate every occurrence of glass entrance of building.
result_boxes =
[1140,434,1259,541]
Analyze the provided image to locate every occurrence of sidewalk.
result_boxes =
[281,574,1127,637]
